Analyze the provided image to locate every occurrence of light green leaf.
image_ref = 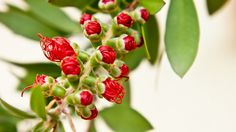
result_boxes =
[30,86,47,120]
[0,117,17,132]
[33,121,45,132]
[25,0,80,33]
[100,105,153,132]
[141,15,160,64]
[48,0,98,10]
[141,26,151,60]
[139,0,165,14]
[58,121,65,132]
[123,47,145,71]
[207,0,228,15]
[0,98,35,119]
[165,0,200,77]
[0,8,61,40]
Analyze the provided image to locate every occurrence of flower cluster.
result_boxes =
[22,1,149,121]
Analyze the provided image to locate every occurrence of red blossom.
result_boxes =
[38,34,76,62]
[123,35,136,51]
[102,78,125,104]
[98,46,116,64]
[140,8,149,22]
[102,0,115,4]
[61,56,81,75]
[80,13,92,25]
[80,90,94,106]
[116,12,134,28]
[81,107,98,120]
[85,21,102,35]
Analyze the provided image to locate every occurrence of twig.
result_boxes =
[46,99,56,111]
[126,0,139,11]
[63,108,76,132]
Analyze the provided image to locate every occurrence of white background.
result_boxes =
[0,0,236,132]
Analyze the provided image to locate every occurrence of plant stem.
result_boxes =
[63,108,76,132]
[46,99,56,111]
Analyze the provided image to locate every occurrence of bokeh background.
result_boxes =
[0,0,236,132]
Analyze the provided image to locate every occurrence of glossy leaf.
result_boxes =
[48,0,98,10]
[100,105,153,132]
[0,8,61,40]
[207,0,228,15]
[30,86,47,120]
[123,47,145,71]
[165,0,199,77]
[139,0,165,14]
[25,0,80,33]
[141,15,160,64]
[0,98,35,119]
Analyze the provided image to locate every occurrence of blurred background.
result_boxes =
[0,0,236,132]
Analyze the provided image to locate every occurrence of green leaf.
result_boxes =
[30,86,47,120]
[141,15,160,64]
[207,0,228,15]
[139,0,165,15]
[165,0,200,77]
[121,80,131,106]
[0,98,35,119]
[58,121,65,132]
[33,121,45,132]
[123,47,145,71]
[88,121,96,132]
[48,0,98,10]
[100,105,153,132]
[0,8,62,40]
[25,0,80,33]
[0,117,17,132]
[141,26,151,60]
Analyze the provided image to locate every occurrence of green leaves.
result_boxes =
[139,0,165,15]
[100,105,153,132]
[165,0,199,77]
[141,15,160,64]
[207,0,228,15]
[30,86,47,120]
[0,98,35,119]
[25,0,80,33]
[48,0,98,10]
[0,8,61,40]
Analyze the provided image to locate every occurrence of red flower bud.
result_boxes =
[85,21,102,35]
[101,0,115,4]
[98,46,116,64]
[102,78,125,104]
[119,64,129,77]
[116,12,134,28]
[38,34,76,62]
[78,90,94,106]
[136,37,144,47]
[61,56,81,75]
[122,35,136,51]
[80,13,93,25]
[81,107,98,120]
[140,8,149,22]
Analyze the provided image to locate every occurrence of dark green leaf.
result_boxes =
[139,0,165,15]
[165,0,200,77]
[141,15,160,64]
[0,98,35,119]
[100,105,153,132]
[0,8,61,40]
[123,47,145,71]
[25,0,80,33]
[30,86,47,120]
[207,0,228,15]
[48,0,98,10]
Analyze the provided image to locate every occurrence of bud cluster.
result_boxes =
[22,2,150,121]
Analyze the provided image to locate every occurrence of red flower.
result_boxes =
[98,46,116,64]
[119,64,129,78]
[85,21,102,35]
[80,13,92,25]
[38,34,76,62]
[123,35,136,51]
[80,90,94,106]
[140,8,149,22]
[102,78,125,104]
[61,56,81,75]
[101,0,115,4]
[21,74,49,97]
[116,12,134,28]
[81,107,98,120]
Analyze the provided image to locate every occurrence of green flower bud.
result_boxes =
[51,85,66,98]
